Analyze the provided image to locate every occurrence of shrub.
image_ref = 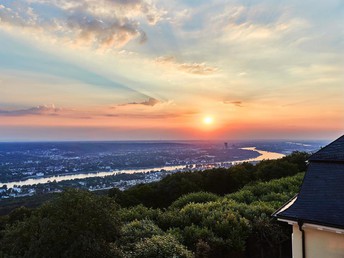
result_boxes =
[170,192,219,209]
[130,234,194,258]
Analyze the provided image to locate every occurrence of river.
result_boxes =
[0,147,285,188]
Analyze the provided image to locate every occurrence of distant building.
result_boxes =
[273,135,344,258]
[224,142,228,149]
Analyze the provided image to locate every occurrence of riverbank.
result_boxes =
[0,147,284,189]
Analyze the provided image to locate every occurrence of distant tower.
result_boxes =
[224,142,228,149]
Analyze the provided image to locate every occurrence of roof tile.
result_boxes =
[275,135,344,228]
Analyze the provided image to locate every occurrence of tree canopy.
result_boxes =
[0,152,308,258]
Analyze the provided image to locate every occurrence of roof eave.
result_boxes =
[271,194,298,218]
[275,214,344,231]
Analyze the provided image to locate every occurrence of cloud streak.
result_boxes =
[156,56,218,75]
[223,100,243,107]
[119,97,160,107]
[0,104,62,116]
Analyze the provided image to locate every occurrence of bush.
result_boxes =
[119,204,162,222]
[119,219,163,251]
[170,192,219,209]
[130,234,194,258]
[0,189,121,258]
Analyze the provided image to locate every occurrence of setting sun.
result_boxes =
[203,116,213,125]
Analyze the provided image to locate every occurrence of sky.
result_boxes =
[0,0,343,141]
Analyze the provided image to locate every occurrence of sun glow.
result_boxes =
[203,116,213,125]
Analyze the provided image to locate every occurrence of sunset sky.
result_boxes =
[0,0,343,141]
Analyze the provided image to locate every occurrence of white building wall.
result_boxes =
[292,224,344,258]
[292,224,303,258]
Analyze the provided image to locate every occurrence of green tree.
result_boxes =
[119,219,163,252]
[255,160,298,181]
[282,151,309,172]
[119,204,162,223]
[130,234,194,258]
[170,192,219,209]
[0,189,121,258]
[195,239,211,258]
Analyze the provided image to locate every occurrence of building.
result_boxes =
[273,135,344,258]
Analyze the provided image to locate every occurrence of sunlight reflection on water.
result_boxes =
[1,147,285,188]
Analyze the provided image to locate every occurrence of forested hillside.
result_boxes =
[0,152,308,258]
[109,151,308,208]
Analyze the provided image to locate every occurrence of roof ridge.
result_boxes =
[308,134,344,162]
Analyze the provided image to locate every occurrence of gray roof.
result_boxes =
[274,135,344,229]
[308,135,344,162]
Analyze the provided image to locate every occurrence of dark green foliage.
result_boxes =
[120,172,204,208]
[282,151,309,172]
[0,189,121,258]
[112,152,308,208]
[6,206,32,224]
[0,206,32,230]
[226,173,304,207]
[182,225,216,250]
[0,193,58,216]
[108,187,123,203]
[118,204,162,223]
[121,219,163,240]
[170,192,219,209]
[119,219,163,252]
[0,152,308,258]
[154,200,251,256]
[130,234,194,258]
[118,219,193,257]
[178,202,251,252]
[195,240,211,258]
[144,173,303,257]
[254,160,298,181]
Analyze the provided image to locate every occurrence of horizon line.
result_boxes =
[0,138,332,144]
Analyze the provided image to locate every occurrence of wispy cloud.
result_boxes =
[178,63,217,75]
[0,104,62,116]
[223,100,243,107]
[103,99,197,120]
[118,97,160,107]
[104,113,179,119]
[0,0,164,48]
[156,56,218,75]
